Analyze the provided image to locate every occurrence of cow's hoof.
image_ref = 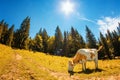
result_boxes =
[68,71,74,76]
[68,70,72,73]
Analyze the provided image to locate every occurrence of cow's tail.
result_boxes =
[97,46,103,52]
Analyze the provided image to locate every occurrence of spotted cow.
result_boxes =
[68,46,103,72]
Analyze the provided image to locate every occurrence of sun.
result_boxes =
[60,0,75,16]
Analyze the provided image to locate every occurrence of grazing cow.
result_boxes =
[68,46,103,72]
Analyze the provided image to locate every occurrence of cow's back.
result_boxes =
[77,49,97,61]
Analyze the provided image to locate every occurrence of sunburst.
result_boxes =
[60,0,75,16]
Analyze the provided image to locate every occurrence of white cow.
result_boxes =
[68,46,103,72]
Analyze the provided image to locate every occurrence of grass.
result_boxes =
[0,44,120,79]
[0,44,57,80]
[73,60,120,78]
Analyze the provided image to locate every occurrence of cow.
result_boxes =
[68,46,103,72]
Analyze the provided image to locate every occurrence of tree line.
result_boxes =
[0,17,120,59]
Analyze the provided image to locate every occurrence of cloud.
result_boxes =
[76,12,96,24]
[78,17,96,24]
[76,12,120,35]
[97,16,120,34]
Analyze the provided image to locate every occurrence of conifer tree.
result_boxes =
[106,30,115,58]
[41,28,49,53]
[13,17,30,49]
[79,34,86,48]
[100,32,111,59]
[47,36,55,54]
[63,31,69,56]
[112,30,120,56]
[68,27,84,56]
[28,37,34,51]
[86,26,97,48]
[38,28,43,36]
[0,20,4,40]
[54,26,63,55]
[117,23,120,35]
[36,28,49,53]
[34,34,43,51]
[6,25,14,46]
[69,27,76,55]
[1,22,8,44]
[98,38,104,59]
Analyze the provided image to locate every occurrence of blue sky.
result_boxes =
[0,0,120,39]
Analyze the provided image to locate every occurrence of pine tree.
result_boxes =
[117,23,120,35]
[63,31,69,56]
[0,20,4,40]
[54,26,63,55]
[41,28,49,53]
[67,32,73,56]
[68,27,84,56]
[79,34,86,48]
[36,28,49,53]
[34,34,43,52]
[72,28,81,51]
[106,30,115,58]
[5,25,14,46]
[38,28,43,36]
[47,36,55,54]
[69,27,76,55]
[13,17,30,49]
[86,26,97,48]
[13,29,20,48]
[98,38,104,59]
[100,32,111,59]
[112,30,120,56]
[28,37,34,51]
[1,22,8,44]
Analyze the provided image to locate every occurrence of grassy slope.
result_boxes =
[0,44,57,80]
[0,44,120,79]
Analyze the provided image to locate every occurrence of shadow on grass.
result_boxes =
[68,68,105,76]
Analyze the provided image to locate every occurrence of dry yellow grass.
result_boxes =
[0,44,57,80]
[0,44,120,80]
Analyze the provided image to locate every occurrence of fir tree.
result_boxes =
[34,34,43,52]
[86,26,97,48]
[0,20,4,40]
[13,17,30,49]
[68,27,84,56]
[63,31,69,56]
[100,32,111,59]
[6,25,14,46]
[54,26,63,55]
[79,34,85,48]
[41,28,49,53]
[1,22,8,44]
[47,36,55,54]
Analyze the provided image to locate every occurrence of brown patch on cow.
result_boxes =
[90,53,95,59]
[72,52,87,64]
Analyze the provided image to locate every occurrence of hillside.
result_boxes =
[0,44,120,80]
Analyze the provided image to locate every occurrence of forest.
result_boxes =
[0,17,120,59]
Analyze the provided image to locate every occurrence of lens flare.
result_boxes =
[60,0,75,16]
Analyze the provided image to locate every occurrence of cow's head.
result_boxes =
[68,60,74,72]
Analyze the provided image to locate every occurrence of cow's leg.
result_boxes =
[94,60,98,69]
[82,62,86,71]
[84,62,86,70]
[82,62,84,71]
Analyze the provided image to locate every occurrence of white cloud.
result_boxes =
[76,12,96,24]
[97,16,120,34]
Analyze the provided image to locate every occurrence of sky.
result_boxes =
[0,0,120,39]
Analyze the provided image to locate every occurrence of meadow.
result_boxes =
[0,44,120,80]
